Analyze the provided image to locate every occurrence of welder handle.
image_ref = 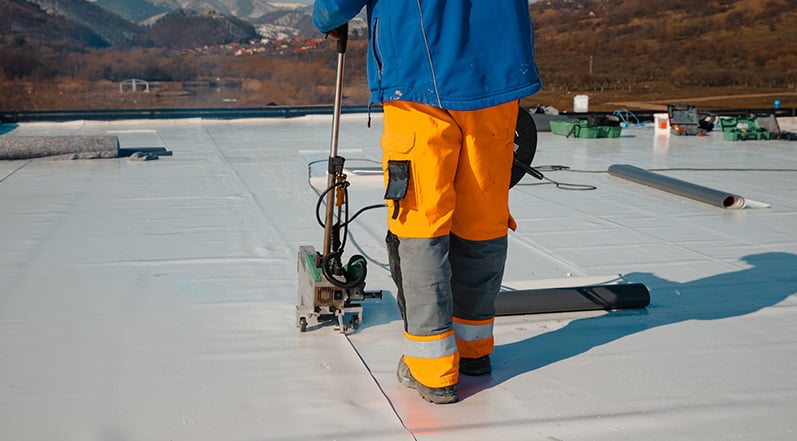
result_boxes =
[513,158,545,180]
[333,23,348,53]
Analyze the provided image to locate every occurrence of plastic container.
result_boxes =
[720,117,771,141]
[573,95,589,113]
[550,119,622,138]
[654,113,670,135]
[598,125,623,138]
[550,120,578,136]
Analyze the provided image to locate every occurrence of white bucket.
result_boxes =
[573,95,589,113]
[654,113,670,134]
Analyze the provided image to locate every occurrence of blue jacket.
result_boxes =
[313,0,541,111]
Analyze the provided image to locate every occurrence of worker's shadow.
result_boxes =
[461,251,797,398]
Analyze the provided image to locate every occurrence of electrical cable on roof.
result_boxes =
[307,157,382,197]
[515,164,797,191]
[612,109,647,129]
[543,166,797,174]
[307,157,389,272]
[515,164,597,190]
[647,167,797,172]
[517,175,597,190]
[308,158,386,227]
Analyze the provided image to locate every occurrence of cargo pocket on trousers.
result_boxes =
[385,160,411,219]
[382,132,416,220]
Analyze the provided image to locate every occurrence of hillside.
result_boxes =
[137,9,258,48]
[250,8,316,40]
[26,0,141,45]
[94,0,168,23]
[97,0,282,23]
[0,0,111,48]
[1,0,795,111]
[526,0,797,110]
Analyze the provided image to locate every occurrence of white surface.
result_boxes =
[1,115,796,440]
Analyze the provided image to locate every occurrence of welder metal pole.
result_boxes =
[322,23,348,256]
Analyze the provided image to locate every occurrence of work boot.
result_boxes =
[396,356,458,404]
[459,355,491,376]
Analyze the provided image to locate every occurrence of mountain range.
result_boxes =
[3,0,794,112]
[1,0,342,48]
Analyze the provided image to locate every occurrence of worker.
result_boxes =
[313,0,542,404]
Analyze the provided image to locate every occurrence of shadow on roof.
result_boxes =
[474,252,797,399]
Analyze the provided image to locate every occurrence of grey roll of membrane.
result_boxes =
[608,164,745,209]
[0,135,119,160]
[495,283,650,316]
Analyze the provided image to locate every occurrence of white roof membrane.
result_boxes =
[1,114,796,440]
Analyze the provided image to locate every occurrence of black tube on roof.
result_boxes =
[495,283,650,316]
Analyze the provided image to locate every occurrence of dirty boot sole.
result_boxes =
[397,356,458,404]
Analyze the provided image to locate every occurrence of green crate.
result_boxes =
[723,130,745,141]
[550,119,622,138]
[550,120,580,136]
[572,125,601,138]
[598,125,622,138]
[722,130,771,141]
[720,117,771,141]
[719,117,738,131]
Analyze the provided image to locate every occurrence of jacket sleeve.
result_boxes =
[312,0,367,33]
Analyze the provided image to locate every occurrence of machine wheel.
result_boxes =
[299,317,308,332]
[511,107,538,188]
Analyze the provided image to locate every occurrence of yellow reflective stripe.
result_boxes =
[404,353,459,388]
[403,330,457,359]
[452,317,494,342]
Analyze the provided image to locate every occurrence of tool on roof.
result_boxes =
[511,107,544,186]
[511,110,598,190]
[667,104,715,136]
[495,283,650,316]
[296,23,382,334]
[752,112,797,141]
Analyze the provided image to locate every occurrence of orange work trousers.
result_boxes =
[382,100,518,388]
[381,100,518,241]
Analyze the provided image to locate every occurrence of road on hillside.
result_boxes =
[609,92,797,111]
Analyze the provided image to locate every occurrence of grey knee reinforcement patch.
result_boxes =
[450,234,508,321]
[397,236,453,335]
